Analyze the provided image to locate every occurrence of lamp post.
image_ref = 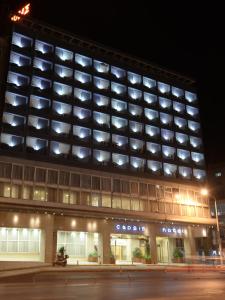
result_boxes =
[201,189,223,265]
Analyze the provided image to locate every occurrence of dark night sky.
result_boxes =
[1,0,225,166]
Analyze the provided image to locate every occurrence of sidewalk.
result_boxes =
[0,262,225,279]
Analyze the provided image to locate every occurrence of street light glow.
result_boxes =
[201,188,208,196]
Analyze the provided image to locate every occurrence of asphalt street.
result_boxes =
[0,271,225,300]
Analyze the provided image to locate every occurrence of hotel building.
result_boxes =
[0,17,216,264]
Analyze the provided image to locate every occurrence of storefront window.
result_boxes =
[57,231,100,264]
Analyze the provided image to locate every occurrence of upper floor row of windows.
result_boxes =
[11,32,197,104]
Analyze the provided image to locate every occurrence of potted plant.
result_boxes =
[132,247,144,263]
[144,241,151,264]
[58,246,65,256]
[88,245,98,263]
[172,248,185,263]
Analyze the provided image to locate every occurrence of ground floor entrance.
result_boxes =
[111,234,147,263]
[156,237,184,263]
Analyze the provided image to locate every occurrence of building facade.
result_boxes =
[0,17,216,264]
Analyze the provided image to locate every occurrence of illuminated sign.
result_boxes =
[11,3,31,22]
[115,224,145,233]
[161,227,185,235]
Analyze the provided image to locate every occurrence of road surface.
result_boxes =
[0,271,225,299]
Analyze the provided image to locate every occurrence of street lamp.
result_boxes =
[201,188,223,265]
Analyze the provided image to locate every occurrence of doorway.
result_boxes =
[156,237,170,263]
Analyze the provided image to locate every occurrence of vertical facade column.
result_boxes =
[149,224,157,264]
[44,214,56,264]
[186,225,196,258]
[100,223,111,264]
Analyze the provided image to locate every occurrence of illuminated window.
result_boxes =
[158,82,170,94]
[159,97,172,110]
[191,152,205,166]
[160,113,173,126]
[55,47,73,62]
[145,108,159,122]
[33,58,52,72]
[143,77,156,89]
[53,82,72,96]
[75,53,92,68]
[129,104,142,117]
[190,136,202,149]
[144,92,157,105]
[12,32,33,48]
[161,129,174,142]
[162,145,175,159]
[175,132,188,146]
[73,106,91,121]
[55,64,73,79]
[7,72,29,87]
[94,94,110,107]
[111,99,127,113]
[52,101,72,116]
[2,112,25,127]
[177,149,190,162]
[173,101,185,114]
[93,111,110,128]
[111,82,126,95]
[30,95,50,110]
[193,169,206,181]
[178,166,192,179]
[127,72,141,85]
[186,105,199,118]
[74,71,92,84]
[128,87,142,100]
[130,138,144,152]
[35,40,53,54]
[10,51,31,67]
[185,91,197,103]
[50,141,70,156]
[31,76,51,90]
[130,121,143,134]
[172,87,184,98]
[93,150,110,164]
[112,134,128,149]
[72,146,91,160]
[130,157,145,170]
[93,60,109,73]
[145,125,160,138]
[112,116,127,131]
[174,117,187,130]
[74,88,91,102]
[163,163,177,177]
[94,77,109,90]
[28,115,49,130]
[5,92,27,107]
[26,137,48,151]
[52,121,71,135]
[147,160,162,174]
[73,126,91,140]
[111,66,126,79]
[146,142,161,156]
[188,120,200,133]
[93,130,110,144]
[112,153,129,168]
[0,133,23,148]
[33,187,46,201]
